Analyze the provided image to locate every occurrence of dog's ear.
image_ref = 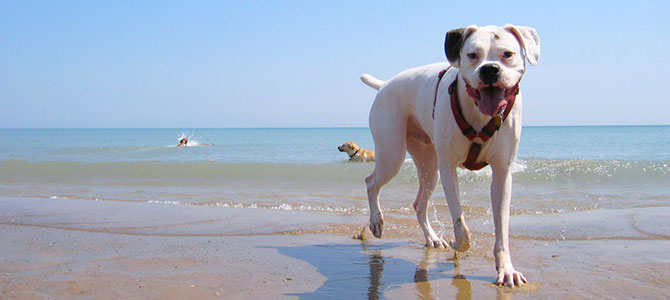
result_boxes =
[505,24,540,66]
[444,28,465,68]
[444,26,478,68]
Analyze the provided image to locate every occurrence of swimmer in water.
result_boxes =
[178,138,188,147]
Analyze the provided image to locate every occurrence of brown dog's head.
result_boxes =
[337,141,359,154]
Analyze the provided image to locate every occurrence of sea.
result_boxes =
[1,126,669,239]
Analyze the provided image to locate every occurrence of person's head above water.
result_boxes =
[178,138,188,146]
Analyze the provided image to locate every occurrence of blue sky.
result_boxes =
[1,0,668,128]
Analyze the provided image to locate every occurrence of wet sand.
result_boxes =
[1,196,669,299]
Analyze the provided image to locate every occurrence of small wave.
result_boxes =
[144,199,370,214]
[2,158,668,186]
[147,200,183,205]
[455,160,527,182]
[516,158,670,184]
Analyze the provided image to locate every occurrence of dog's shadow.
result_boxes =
[260,241,495,300]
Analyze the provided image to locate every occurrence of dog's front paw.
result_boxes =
[425,237,449,248]
[369,212,384,238]
[449,216,471,252]
[448,238,470,252]
[495,266,527,287]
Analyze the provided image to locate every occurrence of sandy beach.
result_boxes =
[1,196,669,299]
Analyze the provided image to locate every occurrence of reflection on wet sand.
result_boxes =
[367,251,384,300]
[414,249,449,299]
[268,242,503,300]
[414,249,473,300]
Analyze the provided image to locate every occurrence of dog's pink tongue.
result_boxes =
[478,87,507,116]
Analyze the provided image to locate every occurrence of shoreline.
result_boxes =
[1,196,669,299]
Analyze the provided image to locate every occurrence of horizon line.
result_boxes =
[2,124,669,130]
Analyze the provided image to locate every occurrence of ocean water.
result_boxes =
[1,127,669,239]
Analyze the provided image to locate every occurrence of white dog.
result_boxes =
[360,24,539,287]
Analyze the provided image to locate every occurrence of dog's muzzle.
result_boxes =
[463,64,517,117]
[465,80,517,117]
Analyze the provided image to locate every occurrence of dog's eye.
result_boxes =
[503,51,514,58]
[466,53,478,60]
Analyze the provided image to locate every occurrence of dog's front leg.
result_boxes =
[439,164,471,252]
[490,162,527,287]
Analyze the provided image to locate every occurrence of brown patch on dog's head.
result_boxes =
[444,25,478,68]
[445,28,465,66]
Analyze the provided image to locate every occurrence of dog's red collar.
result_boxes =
[433,69,519,171]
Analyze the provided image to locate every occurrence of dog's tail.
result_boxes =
[360,74,384,91]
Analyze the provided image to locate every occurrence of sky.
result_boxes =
[1,0,668,128]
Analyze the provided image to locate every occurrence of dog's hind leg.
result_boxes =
[365,113,407,238]
[407,138,446,248]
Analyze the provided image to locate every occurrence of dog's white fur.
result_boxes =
[360,24,539,287]
[338,141,375,162]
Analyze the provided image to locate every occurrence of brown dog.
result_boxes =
[337,141,375,162]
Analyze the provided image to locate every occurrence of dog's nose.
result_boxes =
[479,64,500,85]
